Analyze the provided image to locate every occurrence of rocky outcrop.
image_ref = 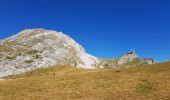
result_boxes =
[99,50,158,68]
[142,58,158,65]
[117,50,140,65]
[0,29,100,78]
[0,29,158,78]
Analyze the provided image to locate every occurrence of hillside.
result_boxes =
[0,62,169,100]
[0,29,100,78]
[0,29,157,78]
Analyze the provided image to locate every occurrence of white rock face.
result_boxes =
[0,29,100,78]
[117,50,140,65]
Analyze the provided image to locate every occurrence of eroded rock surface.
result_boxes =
[117,50,140,65]
[0,29,100,77]
[0,29,158,78]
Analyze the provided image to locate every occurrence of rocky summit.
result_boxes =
[99,50,157,68]
[117,50,139,65]
[0,29,157,78]
[117,50,157,65]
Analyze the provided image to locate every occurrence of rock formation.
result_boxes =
[0,29,158,78]
[117,50,140,65]
[0,29,100,78]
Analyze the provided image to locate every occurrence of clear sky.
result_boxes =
[0,0,169,62]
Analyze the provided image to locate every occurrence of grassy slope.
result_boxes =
[0,62,170,100]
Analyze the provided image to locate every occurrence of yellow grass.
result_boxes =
[0,62,170,100]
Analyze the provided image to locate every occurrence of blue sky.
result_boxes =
[0,0,169,62]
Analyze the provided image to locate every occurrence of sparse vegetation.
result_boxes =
[123,58,142,66]
[28,50,39,54]
[6,56,16,60]
[35,55,43,59]
[0,62,170,100]
[25,59,34,64]
[135,80,157,94]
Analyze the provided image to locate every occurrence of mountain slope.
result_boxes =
[1,62,170,100]
[0,29,157,78]
[0,29,100,78]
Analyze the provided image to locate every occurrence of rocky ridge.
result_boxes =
[100,50,157,68]
[0,29,157,78]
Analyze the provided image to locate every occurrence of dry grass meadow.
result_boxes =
[0,62,170,100]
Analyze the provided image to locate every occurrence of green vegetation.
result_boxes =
[0,62,170,100]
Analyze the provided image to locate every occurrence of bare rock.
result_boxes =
[0,29,100,78]
[117,50,140,65]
